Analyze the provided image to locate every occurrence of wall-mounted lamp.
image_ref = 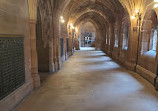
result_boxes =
[60,16,63,19]
[75,27,78,32]
[72,26,75,29]
[131,10,141,20]
[69,23,75,29]
[61,19,65,23]
[60,16,65,23]
[131,16,135,19]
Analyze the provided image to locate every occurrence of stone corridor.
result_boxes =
[15,48,158,111]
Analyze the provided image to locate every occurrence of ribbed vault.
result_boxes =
[62,0,125,24]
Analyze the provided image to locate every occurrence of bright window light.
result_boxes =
[154,0,158,2]
[154,4,158,8]
[152,30,157,51]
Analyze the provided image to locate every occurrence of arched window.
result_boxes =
[109,34,111,45]
[106,33,108,44]
[141,10,157,55]
[122,25,129,50]
[115,33,118,47]
[122,15,130,50]
[150,29,157,51]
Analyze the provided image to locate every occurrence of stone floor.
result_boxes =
[15,47,158,111]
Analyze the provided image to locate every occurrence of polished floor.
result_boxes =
[15,47,158,111]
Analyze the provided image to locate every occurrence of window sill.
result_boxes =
[143,50,156,58]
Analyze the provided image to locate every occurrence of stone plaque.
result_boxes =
[0,36,25,100]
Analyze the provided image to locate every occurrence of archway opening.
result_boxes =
[79,22,96,48]
[141,9,157,56]
[36,8,49,72]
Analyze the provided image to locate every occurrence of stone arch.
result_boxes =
[73,12,109,50]
[78,20,97,47]
[137,9,158,84]
[141,9,157,54]
[36,6,50,72]
[122,12,131,50]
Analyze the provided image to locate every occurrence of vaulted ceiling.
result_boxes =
[51,0,155,33]
[57,0,153,22]
[61,0,125,26]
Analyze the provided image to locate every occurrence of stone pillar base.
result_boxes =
[32,73,40,89]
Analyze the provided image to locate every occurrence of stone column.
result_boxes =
[107,27,110,54]
[29,20,40,88]
[27,0,40,88]
[68,28,73,56]
[75,32,80,50]
[109,23,114,56]
[105,31,108,52]
[53,14,61,71]
[101,29,106,52]
[117,19,122,57]
[125,18,140,70]
[95,28,103,50]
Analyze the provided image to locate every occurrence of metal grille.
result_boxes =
[60,38,64,57]
[66,38,69,53]
[0,37,25,100]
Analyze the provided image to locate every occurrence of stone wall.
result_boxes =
[0,0,33,111]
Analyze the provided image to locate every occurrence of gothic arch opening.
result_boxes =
[137,9,158,83]
[36,7,49,72]
[122,14,131,50]
[79,22,96,47]
[141,9,158,55]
